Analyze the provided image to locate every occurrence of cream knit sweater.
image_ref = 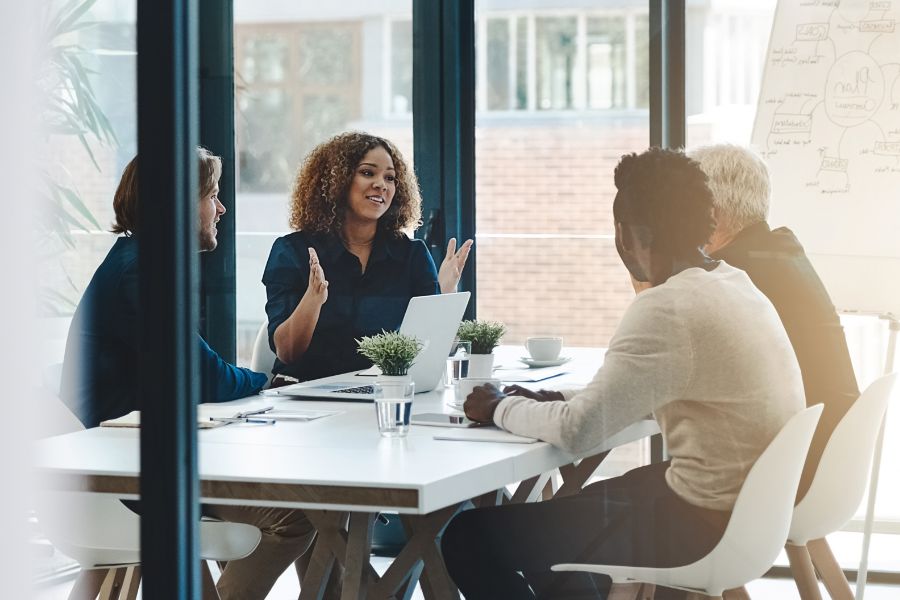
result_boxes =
[494,263,804,511]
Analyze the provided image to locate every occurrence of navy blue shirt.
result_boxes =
[61,237,268,428]
[262,230,439,382]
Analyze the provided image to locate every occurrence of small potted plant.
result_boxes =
[357,330,424,388]
[456,320,506,378]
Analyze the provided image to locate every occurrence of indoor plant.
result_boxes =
[357,330,424,381]
[456,320,506,377]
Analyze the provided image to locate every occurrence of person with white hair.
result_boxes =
[688,143,859,502]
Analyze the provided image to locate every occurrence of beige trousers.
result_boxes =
[203,504,318,600]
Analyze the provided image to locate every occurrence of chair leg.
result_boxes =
[121,566,141,600]
[786,543,825,600]
[68,569,108,600]
[638,583,656,599]
[807,538,854,600]
[99,568,128,600]
[609,582,644,600]
[201,561,221,600]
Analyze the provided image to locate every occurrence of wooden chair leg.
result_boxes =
[201,561,221,600]
[723,587,751,600]
[99,568,127,600]
[68,568,108,600]
[609,582,644,600]
[807,538,854,600]
[121,566,141,600]
[786,543,824,600]
[638,583,656,599]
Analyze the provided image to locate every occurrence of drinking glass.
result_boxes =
[374,380,415,438]
[445,340,471,388]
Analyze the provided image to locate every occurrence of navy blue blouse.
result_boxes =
[262,231,440,382]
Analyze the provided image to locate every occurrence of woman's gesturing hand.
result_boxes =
[306,247,329,305]
[438,237,474,293]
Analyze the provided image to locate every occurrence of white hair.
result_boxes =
[688,144,770,235]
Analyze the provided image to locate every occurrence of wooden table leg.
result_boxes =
[341,512,377,600]
[121,566,141,600]
[555,452,610,498]
[98,567,127,600]
[399,507,462,600]
[302,510,382,600]
[68,568,108,600]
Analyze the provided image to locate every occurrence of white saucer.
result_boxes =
[519,356,571,368]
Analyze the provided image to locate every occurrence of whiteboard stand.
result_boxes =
[856,313,898,600]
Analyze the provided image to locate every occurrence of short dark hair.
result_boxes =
[612,147,715,255]
[111,147,222,235]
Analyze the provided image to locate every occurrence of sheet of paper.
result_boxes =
[495,367,568,383]
[264,409,340,421]
[433,428,538,444]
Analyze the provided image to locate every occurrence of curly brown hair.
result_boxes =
[289,132,422,236]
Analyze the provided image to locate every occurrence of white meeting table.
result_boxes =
[34,346,659,600]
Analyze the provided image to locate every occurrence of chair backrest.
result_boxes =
[250,321,276,387]
[696,404,822,593]
[789,372,897,544]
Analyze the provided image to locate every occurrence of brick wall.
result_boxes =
[475,120,649,347]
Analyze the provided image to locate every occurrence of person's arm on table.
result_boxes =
[199,335,267,403]
[466,292,691,455]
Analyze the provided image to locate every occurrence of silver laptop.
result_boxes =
[271,292,470,401]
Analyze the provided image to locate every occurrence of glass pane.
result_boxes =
[535,17,577,110]
[36,0,137,579]
[586,17,626,109]
[487,19,511,110]
[242,36,288,83]
[391,20,412,114]
[234,2,413,367]
[41,1,136,350]
[237,89,294,192]
[476,1,650,477]
[296,28,355,85]
[686,0,899,572]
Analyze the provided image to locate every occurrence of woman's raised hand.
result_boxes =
[306,247,329,305]
[438,237,474,294]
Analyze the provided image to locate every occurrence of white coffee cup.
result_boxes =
[454,377,502,407]
[525,336,563,361]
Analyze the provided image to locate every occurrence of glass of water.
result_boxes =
[374,379,415,438]
[445,340,471,388]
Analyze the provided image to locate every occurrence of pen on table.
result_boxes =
[235,406,274,418]
[211,417,276,425]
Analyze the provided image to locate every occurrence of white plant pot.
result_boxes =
[467,353,494,378]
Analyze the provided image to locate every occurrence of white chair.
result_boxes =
[35,384,262,599]
[38,492,262,599]
[552,404,823,600]
[784,372,897,600]
[250,320,276,387]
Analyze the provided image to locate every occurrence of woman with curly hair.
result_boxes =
[262,131,472,383]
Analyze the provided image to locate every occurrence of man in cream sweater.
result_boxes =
[442,147,804,600]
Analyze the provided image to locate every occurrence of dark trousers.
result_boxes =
[441,461,729,600]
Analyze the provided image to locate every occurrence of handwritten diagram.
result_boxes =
[752,0,900,197]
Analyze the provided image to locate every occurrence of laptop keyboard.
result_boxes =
[333,385,375,394]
